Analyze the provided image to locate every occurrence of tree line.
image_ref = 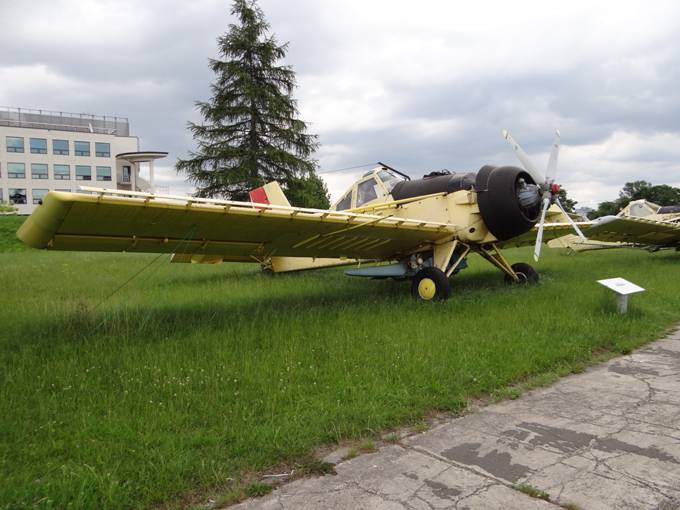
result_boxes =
[587,181,680,219]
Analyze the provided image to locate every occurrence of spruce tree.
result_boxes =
[177,0,328,207]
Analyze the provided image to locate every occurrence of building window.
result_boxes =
[30,138,48,154]
[9,188,27,204]
[8,163,25,179]
[55,188,71,192]
[75,165,91,180]
[0,188,3,202]
[32,189,48,204]
[6,136,24,153]
[53,139,69,155]
[95,142,110,157]
[31,163,49,179]
[121,165,131,183]
[74,141,90,156]
[54,164,70,180]
[96,166,112,181]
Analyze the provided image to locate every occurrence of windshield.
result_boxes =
[378,169,404,193]
[335,191,352,211]
[356,179,379,207]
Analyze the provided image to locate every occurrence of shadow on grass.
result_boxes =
[13,268,529,352]
[649,250,680,263]
[14,284,394,349]
[152,263,395,289]
[155,266,263,287]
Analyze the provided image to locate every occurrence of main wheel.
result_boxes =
[504,262,539,285]
[411,267,451,301]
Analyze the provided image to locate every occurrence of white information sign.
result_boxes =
[597,277,645,296]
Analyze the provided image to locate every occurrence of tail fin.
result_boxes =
[172,182,290,266]
[249,182,358,273]
[249,182,290,207]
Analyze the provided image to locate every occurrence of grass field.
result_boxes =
[2,214,680,509]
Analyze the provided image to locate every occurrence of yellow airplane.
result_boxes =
[16,130,587,301]
[548,199,680,253]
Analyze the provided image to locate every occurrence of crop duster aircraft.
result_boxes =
[549,199,680,253]
[17,130,587,301]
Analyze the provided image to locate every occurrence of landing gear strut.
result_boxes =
[408,241,539,301]
[476,243,539,285]
[504,262,539,285]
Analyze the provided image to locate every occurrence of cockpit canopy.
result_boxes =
[332,167,407,211]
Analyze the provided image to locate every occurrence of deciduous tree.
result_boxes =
[588,180,680,218]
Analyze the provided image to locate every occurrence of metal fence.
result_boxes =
[0,106,129,136]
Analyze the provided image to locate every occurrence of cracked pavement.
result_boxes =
[230,329,680,509]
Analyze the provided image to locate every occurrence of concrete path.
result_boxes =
[232,330,680,510]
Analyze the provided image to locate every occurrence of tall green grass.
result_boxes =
[0,215,26,252]
[1,215,679,508]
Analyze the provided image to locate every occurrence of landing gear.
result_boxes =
[475,243,539,285]
[504,262,539,285]
[411,267,451,301]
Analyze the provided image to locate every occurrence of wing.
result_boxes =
[17,188,452,261]
[547,234,628,252]
[585,215,680,246]
[501,221,593,248]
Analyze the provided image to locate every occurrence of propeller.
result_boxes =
[502,129,586,261]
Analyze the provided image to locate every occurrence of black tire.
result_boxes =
[411,267,451,301]
[504,262,539,285]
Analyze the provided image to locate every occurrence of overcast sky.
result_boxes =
[1,0,679,207]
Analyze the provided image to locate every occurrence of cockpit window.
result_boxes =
[336,191,352,211]
[377,169,404,193]
[356,179,379,207]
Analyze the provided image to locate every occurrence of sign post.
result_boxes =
[597,278,646,314]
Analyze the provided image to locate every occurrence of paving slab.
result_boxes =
[230,329,680,510]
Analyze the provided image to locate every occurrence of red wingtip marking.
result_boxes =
[249,187,270,204]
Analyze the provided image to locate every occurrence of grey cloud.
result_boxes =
[1,0,680,205]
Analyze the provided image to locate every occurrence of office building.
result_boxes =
[0,107,167,214]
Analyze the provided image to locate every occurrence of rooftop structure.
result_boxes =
[0,106,130,137]
[0,106,165,214]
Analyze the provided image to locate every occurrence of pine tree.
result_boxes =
[177,0,327,207]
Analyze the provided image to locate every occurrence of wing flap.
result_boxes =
[50,233,261,256]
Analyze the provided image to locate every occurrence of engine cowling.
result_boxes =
[475,165,542,241]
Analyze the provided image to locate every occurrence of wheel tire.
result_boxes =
[411,267,451,301]
[504,262,539,285]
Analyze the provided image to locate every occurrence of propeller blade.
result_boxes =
[555,196,586,239]
[501,129,544,185]
[546,129,560,183]
[534,196,551,261]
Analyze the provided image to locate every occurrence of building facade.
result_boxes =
[0,107,156,214]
